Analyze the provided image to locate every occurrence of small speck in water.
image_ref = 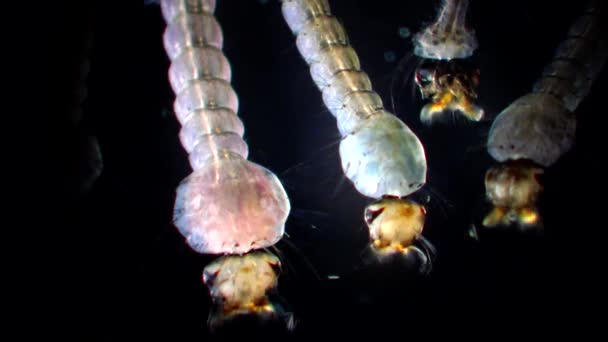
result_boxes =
[398,26,411,38]
[467,224,480,241]
[160,107,173,118]
[259,0,269,5]
[384,50,397,63]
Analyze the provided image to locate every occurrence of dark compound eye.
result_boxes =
[364,206,385,225]
[203,270,219,285]
[415,68,434,86]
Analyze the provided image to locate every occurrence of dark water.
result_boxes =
[52,0,605,339]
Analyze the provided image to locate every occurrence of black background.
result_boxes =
[51,0,605,340]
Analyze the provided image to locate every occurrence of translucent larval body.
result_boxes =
[487,93,576,168]
[282,0,430,267]
[161,0,290,255]
[282,0,427,199]
[488,1,607,167]
[413,0,478,60]
[340,113,426,198]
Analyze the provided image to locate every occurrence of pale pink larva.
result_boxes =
[161,0,290,255]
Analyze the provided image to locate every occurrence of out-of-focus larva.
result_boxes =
[484,0,607,228]
[281,0,431,265]
[482,161,544,228]
[161,0,292,330]
[411,0,483,123]
[62,9,102,195]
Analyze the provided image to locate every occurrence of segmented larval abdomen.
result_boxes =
[162,0,290,254]
[488,1,606,168]
[282,0,428,198]
[161,0,216,23]
[487,93,576,168]
[413,0,477,60]
[533,3,607,112]
[282,0,331,35]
